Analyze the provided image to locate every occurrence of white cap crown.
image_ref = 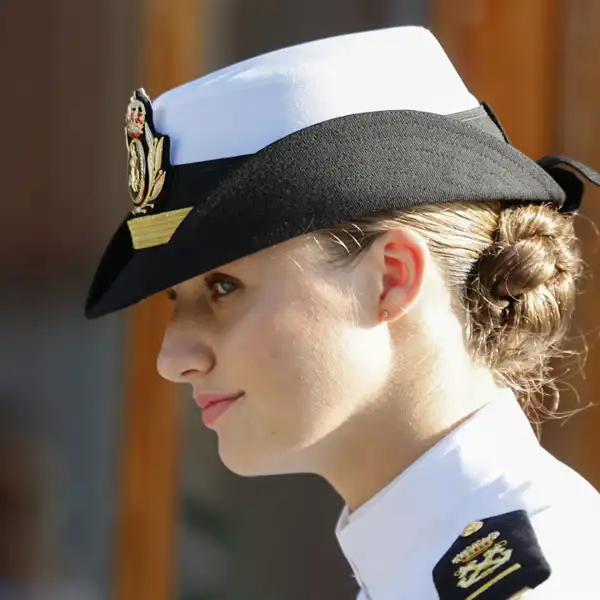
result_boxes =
[152,26,479,166]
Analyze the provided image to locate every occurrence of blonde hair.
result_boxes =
[319,201,583,421]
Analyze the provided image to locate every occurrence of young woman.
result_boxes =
[86,27,600,599]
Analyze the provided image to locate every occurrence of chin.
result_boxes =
[216,440,295,477]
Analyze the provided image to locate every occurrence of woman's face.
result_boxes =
[157,234,415,476]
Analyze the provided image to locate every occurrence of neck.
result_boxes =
[315,362,503,513]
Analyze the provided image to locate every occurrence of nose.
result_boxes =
[156,322,215,383]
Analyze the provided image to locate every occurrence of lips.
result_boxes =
[194,392,244,427]
[194,392,244,409]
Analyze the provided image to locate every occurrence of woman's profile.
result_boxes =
[85,27,600,599]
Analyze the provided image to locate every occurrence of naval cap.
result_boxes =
[85,26,599,319]
[152,26,479,165]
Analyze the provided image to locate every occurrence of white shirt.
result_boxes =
[335,390,600,599]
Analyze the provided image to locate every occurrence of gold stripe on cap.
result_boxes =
[127,207,193,250]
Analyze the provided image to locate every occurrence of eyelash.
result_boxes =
[165,274,240,302]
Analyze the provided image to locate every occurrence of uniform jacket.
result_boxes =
[335,390,600,599]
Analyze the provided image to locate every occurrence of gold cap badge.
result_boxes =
[125,89,192,250]
[125,88,167,215]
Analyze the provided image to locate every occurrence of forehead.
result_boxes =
[173,235,322,288]
[236,235,320,269]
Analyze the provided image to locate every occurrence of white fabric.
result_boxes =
[335,390,600,599]
[151,26,479,166]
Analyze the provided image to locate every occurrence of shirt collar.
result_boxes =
[335,389,540,593]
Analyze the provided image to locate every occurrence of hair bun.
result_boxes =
[477,204,578,305]
[465,203,582,411]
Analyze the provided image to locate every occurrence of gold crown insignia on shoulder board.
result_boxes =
[452,531,500,564]
[434,512,551,600]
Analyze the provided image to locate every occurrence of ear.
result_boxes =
[366,227,429,322]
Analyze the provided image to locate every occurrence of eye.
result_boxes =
[165,288,176,301]
[205,273,240,300]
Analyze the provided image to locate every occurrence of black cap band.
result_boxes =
[85,107,596,319]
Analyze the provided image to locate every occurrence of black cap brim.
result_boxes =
[85,109,566,319]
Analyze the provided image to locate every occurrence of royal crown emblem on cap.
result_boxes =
[125,88,168,215]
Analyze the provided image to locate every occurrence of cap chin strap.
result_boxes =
[470,101,600,214]
[476,102,600,214]
[537,155,600,213]
[471,102,600,214]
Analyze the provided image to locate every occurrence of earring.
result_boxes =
[381,310,390,320]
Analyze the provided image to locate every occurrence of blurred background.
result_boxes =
[1,1,599,599]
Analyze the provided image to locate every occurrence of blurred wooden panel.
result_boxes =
[433,0,560,157]
[433,0,600,488]
[0,0,138,281]
[227,0,368,63]
[542,0,600,488]
[114,2,202,600]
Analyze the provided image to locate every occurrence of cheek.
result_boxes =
[212,280,395,476]
[222,289,392,439]
[224,295,323,398]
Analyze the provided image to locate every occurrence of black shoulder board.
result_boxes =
[433,510,551,599]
